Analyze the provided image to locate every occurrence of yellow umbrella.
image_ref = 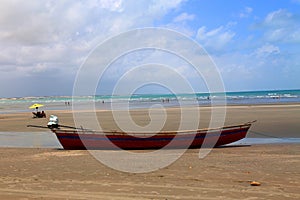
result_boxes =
[29,103,44,109]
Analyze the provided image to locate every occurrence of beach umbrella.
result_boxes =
[29,103,44,110]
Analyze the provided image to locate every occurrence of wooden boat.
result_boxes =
[50,121,255,150]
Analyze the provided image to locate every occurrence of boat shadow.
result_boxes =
[53,144,252,150]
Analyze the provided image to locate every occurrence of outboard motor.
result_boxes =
[47,115,59,128]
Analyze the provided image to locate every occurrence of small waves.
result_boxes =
[0,89,300,111]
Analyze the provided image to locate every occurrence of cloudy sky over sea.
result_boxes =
[0,0,299,97]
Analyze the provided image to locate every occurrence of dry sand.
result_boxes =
[0,145,299,199]
[0,104,299,199]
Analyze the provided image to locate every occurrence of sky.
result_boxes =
[0,0,299,97]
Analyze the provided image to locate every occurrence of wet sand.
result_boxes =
[1,104,300,138]
[0,145,299,199]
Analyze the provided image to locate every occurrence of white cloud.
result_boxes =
[0,0,186,97]
[264,9,293,26]
[212,48,297,91]
[0,0,185,52]
[147,0,184,17]
[254,44,280,57]
[173,12,195,23]
[161,12,196,37]
[258,9,300,43]
[96,0,123,12]
[239,7,253,18]
[196,25,235,51]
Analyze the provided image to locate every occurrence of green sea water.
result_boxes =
[0,89,299,113]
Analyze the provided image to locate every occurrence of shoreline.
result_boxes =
[1,100,300,115]
[2,101,300,114]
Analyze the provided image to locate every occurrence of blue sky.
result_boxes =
[0,0,299,97]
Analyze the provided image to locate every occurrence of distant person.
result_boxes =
[41,111,46,118]
[32,110,46,118]
[32,111,37,118]
[32,111,41,118]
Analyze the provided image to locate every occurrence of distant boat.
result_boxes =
[50,121,255,150]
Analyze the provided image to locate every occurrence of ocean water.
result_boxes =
[0,89,300,113]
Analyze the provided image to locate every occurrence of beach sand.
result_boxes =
[0,104,299,199]
[0,145,299,199]
[1,104,300,138]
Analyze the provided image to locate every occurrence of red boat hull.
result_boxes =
[52,123,252,150]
